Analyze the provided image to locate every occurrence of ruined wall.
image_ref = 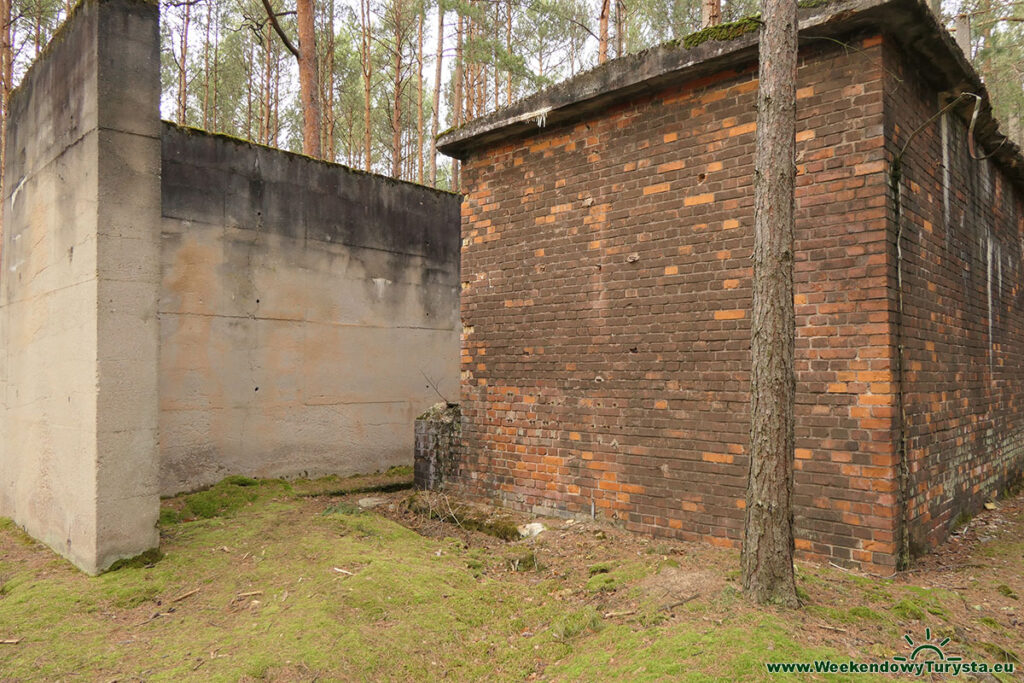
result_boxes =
[884,43,1024,557]
[455,37,900,571]
[0,0,161,573]
[159,125,461,494]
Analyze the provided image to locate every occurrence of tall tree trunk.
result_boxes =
[598,0,610,64]
[430,2,444,186]
[360,0,372,170]
[417,10,424,184]
[614,0,624,58]
[203,0,212,129]
[325,0,336,160]
[177,0,191,125]
[295,0,322,157]
[742,0,799,609]
[702,0,722,28]
[390,0,403,178]
[212,2,219,131]
[506,0,512,105]
[273,52,282,146]
[0,0,11,227]
[264,24,273,144]
[955,13,971,59]
[453,9,463,190]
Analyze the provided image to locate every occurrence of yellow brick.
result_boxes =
[854,160,886,176]
[729,122,757,137]
[714,309,745,320]
[644,182,671,195]
[657,160,685,173]
[723,218,740,230]
[665,265,678,275]
[684,193,714,206]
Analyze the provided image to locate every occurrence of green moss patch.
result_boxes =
[996,584,1019,600]
[104,548,165,573]
[682,16,762,50]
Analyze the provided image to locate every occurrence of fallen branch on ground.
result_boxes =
[171,588,200,603]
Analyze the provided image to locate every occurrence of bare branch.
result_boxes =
[259,0,301,59]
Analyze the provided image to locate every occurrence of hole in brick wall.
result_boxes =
[698,173,707,182]
[254,387,259,392]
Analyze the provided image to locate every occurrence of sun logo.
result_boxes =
[892,628,964,663]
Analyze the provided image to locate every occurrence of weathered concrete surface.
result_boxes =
[0,0,161,574]
[158,125,461,494]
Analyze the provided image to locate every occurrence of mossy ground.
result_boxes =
[1,474,1022,681]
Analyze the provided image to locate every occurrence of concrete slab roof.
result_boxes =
[437,0,1024,189]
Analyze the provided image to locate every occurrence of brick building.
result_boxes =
[438,0,1024,572]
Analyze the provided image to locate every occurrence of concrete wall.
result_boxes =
[0,0,161,574]
[0,0,459,572]
[158,125,461,494]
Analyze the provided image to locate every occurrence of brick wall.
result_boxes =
[884,42,1024,558]
[455,35,902,572]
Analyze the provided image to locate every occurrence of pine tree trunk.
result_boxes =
[361,0,372,171]
[178,1,191,125]
[325,0,336,160]
[296,0,322,158]
[390,0,403,179]
[955,13,971,59]
[598,0,610,64]
[702,0,722,29]
[453,10,463,191]
[506,0,512,105]
[203,1,212,129]
[430,2,444,187]
[0,0,10,230]
[417,10,424,184]
[212,3,219,131]
[742,0,799,609]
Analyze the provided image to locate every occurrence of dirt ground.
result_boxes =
[0,471,1021,681]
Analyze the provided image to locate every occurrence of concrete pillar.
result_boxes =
[0,0,161,574]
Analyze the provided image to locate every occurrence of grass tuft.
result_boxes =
[104,548,165,573]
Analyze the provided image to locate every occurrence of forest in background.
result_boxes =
[0,0,1021,190]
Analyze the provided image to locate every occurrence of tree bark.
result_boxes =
[453,9,463,190]
[203,0,212,129]
[295,0,323,157]
[430,1,444,187]
[742,0,799,609]
[389,0,404,178]
[325,0,336,159]
[360,0,373,170]
[955,13,971,59]
[417,10,425,184]
[177,0,191,125]
[506,0,512,105]
[702,0,722,29]
[598,0,610,64]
